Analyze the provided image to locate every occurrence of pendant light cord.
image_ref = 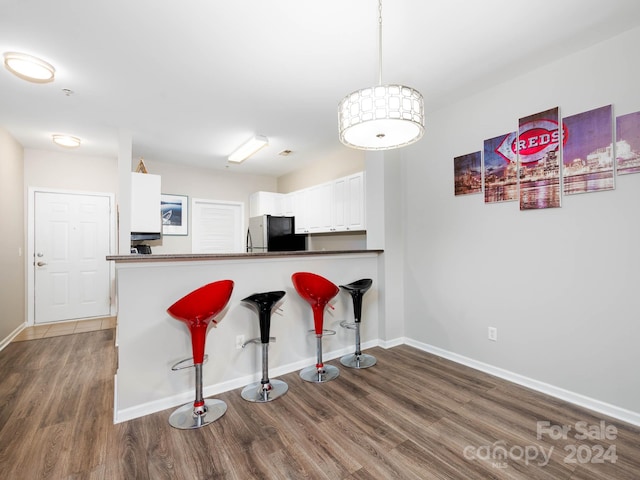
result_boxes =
[378,0,383,86]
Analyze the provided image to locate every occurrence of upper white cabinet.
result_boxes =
[249,171,365,235]
[343,172,366,232]
[307,182,334,233]
[326,172,365,232]
[291,189,310,233]
[131,172,161,233]
[249,191,284,217]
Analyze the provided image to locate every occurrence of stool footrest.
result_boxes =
[339,320,357,330]
[242,337,276,348]
[308,329,336,336]
[171,354,208,371]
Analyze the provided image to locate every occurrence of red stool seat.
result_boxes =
[292,272,340,383]
[167,280,234,429]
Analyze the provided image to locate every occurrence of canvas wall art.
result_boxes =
[454,151,482,196]
[616,110,640,175]
[161,194,188,235]
[483,132,518,203]
[518,107,562,210]
[562,105,614,195]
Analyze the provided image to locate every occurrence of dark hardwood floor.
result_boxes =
[0,330,638,479]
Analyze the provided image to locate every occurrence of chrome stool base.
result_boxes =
[169,398,227,430]
[300,364,339,383]
[241,379,288,402]
[340,353,377,369]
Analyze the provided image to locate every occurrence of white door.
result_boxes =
[191,198,244,253]
[34,191,111,324]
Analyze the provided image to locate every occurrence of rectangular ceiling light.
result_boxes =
[228,135,269,163]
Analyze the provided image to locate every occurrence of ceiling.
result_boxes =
[2,0,640,177]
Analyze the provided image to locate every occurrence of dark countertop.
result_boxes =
[106,249,383,263]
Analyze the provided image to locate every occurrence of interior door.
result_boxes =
[191,198,244,253]
[34,191,111,324]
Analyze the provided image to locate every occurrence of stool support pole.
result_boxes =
[354,323,362,357]
[315,335,324,371]
[194,363,205,409]
[261,343,270,384]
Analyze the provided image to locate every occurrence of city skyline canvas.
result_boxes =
[518,107,562,210]
[483,132,518,203]
[454,151,482,196]
[562,105,614,195]
[616,110,640,175]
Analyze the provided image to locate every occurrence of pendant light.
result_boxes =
[338,0,425,150]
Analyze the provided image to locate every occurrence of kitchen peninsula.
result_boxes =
[107,249,382,423]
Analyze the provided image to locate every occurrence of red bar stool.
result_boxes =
[339,278,376,368]
[240,291,288,402]
[167,279,234,429]
[291,272,340,383]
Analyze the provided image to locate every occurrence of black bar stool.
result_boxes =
[240,291,288,402]
[339,278,376,368]
[292,272,340,383]
[167,280,234,429]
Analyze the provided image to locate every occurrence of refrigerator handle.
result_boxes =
[246,228,252,253]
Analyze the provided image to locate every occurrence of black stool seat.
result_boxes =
[241,290,288,402]
[340,278,376,369]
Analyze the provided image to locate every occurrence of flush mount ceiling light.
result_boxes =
[338,0,424,150]
[52,134,81,148]
[228,135,269,163]
[3,52,56,83]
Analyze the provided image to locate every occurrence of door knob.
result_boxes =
[37,261,47,266]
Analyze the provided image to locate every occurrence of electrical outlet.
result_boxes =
[235,335,245,349]
[488,327,497,342]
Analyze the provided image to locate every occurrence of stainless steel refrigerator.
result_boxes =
[247,215,307,252]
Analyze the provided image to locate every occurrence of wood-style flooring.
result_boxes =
[0,330,638,479]
[11,316,116,342]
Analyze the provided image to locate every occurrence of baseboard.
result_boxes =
[404,338,640,427]
[113,341,377,423]
[0,323,27,352]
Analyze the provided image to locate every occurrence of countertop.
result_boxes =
[106,249,383,263]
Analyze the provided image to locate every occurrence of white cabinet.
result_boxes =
[281,193,295,217]
[343,172,365,231]
[255,171,366,235]
[306,182,333,233]
[320,172,366,233]
[291,189,310,233]
[249,191,284,217]
[131,172,161,233]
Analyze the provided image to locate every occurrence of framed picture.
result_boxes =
[161,194,188,236]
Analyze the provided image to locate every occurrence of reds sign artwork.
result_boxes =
[518,107,562,210]
[496,120,568,164]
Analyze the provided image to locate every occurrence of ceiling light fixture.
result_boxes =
[52,134,81,148]
[338,0,424,150]
[228,135,269,163]
[3,52,56,83]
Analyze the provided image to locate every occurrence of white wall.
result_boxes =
[0,128,25,343]
[24,149,118,193]
[137,158,277,254]
[278,149,364,192]
[402,26,640,416]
